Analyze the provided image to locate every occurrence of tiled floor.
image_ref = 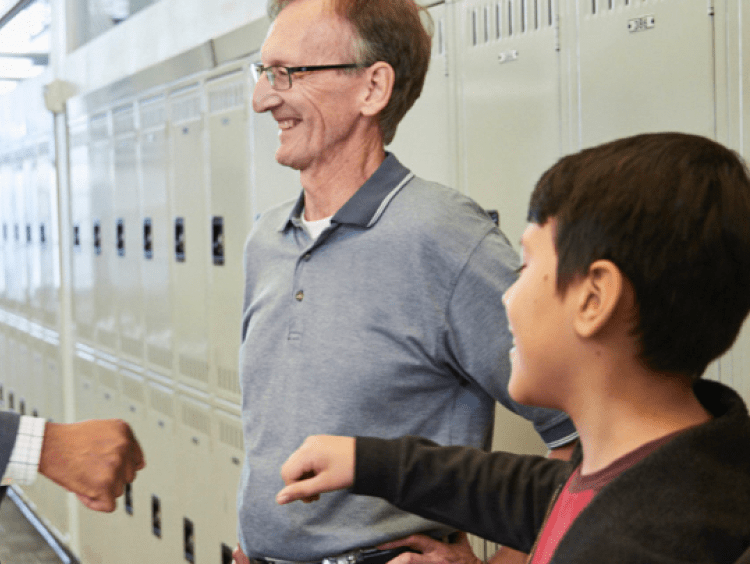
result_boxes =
[0,489,71,564]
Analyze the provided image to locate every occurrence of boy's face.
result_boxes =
[502,220,577,409]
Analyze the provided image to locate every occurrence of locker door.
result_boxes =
[69,119,97,345]
[90,112,118,353]
[388,2,456,187]
[214,405,244,564]
[24,150,43,325]
[0,157,9,310]
[458,0,563,248]
[139,95,173,376]
[574,0,715,147]
[143,379,181,563]
[169,85,211,392]
[176,391,216,564]
[10,155,28,314]
[37,139,60,330]
[113,103,144,364]
[206,69,251,406]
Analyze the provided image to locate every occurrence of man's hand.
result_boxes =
[377,533,481,564]
[38,419,146,512]
[233,544,250,564]
[276,435,355,505]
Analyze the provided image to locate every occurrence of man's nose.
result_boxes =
[252,79,283,113]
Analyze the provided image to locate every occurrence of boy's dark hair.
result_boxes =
[528,132,750,378]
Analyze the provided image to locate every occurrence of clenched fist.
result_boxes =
[38,419,145,512]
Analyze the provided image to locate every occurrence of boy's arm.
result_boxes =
[278,435,570,554]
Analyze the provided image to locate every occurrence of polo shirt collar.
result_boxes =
[279,153,413,232]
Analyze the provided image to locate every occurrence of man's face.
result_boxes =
[502,220,577,409]
[253,0,366,172]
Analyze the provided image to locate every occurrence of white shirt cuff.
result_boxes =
[1,416,46,486]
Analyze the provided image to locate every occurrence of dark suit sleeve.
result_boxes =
[0,410,22,477]
[352,435,572,553]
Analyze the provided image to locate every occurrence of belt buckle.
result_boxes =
[322,550,361,564]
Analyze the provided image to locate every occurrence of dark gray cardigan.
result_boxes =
[355,380,750,563]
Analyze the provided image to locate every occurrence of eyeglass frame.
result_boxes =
[250,63,365,90]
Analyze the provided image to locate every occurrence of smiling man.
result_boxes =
[234,2,577,564]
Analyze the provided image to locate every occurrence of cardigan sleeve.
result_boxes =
[352,435,573,553]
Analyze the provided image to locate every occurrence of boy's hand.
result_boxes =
[276,435,355,504]
[39,419,146,512]
[377,533,482,564]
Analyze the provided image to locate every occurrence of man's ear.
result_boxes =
[360,62,394,117]
[573,259,624,338]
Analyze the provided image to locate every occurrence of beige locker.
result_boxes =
[113,103,145,364]
[169,84,211,393]
[388,3,456,187]
[69,119,98,346]
[176,390,217,564]
[572,0,715,148]
[90,112,119,354]
[206,68,251,406]
[139,94,174,377]
[458,0,563,248]
[142,378,182,563]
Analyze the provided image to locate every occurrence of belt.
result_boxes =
[251,547,414,564]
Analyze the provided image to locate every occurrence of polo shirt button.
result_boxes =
[295,290,304,302]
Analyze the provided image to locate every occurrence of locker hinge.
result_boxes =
[554,15,561,52]
[707,0,714,16]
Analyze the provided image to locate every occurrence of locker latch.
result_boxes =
[175,217,186,262]
[212,216,225,266]
[117,218,125,256]
[144,218,153,260]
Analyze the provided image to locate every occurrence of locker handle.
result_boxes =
[117,218,125,256]
[144,218,153,259]
[212,216,225,266]
[94,221,101,255]
[175,217,185,262]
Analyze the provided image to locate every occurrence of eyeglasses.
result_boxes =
[250,63,363,90]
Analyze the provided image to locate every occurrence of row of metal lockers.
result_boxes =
[1,0,749,563]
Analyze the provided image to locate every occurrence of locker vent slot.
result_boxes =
[121,335,143,359]
[150,387,174,417]
[179,355,209,384]
[148,344,173,370]
[98,328,118,350]
[209,82,245,114]
[219,420,244,451]
[98,366,119,391]
[113,104,135,135]
[171,94,202,124]
[140,97,167,130]
[182,402,211,436]
[218,366,240,395]
[122,375,145,404]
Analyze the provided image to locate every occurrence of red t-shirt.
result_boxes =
[530,432,683,564]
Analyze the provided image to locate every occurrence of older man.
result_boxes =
[234,1,577,564]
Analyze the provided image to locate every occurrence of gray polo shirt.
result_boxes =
[238,154,576,560]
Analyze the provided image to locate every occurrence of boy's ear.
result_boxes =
[360,62,394,117]
[573,260,624,338]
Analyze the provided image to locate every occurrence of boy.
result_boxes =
[273,132,750,563]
